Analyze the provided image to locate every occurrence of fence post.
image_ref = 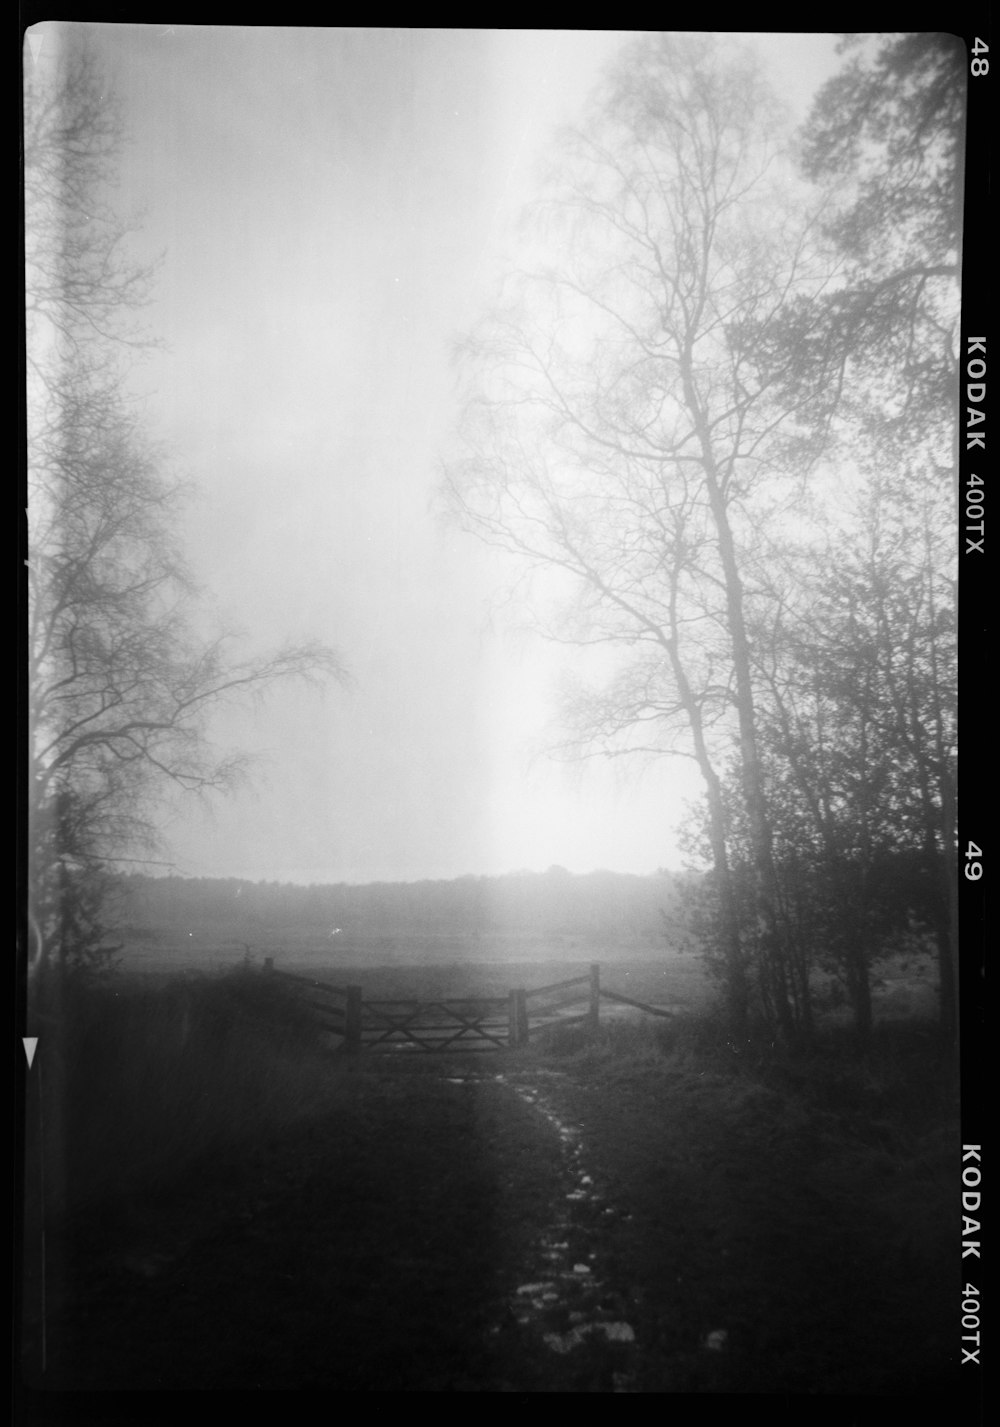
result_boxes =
[589,963,601,1030]
[509,988,529,1048]
[516,988,529,1046]
[345,985,363,1054]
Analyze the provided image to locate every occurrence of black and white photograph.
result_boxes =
[19,22,981,1410]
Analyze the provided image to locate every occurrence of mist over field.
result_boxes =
[117,867,687,962]
[23,26,969,1406]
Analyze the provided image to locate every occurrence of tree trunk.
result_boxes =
[662,632,749,1033]
[684,369,788,1037]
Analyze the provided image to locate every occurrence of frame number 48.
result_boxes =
[971,37,989,76]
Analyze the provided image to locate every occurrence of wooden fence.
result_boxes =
[263,964,362,1045]
[264,959,674,1054]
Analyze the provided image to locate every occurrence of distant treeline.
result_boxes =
[118,867,691,943]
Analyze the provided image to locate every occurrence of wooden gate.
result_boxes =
[263,965,362,1047]
[264,960,673,1053]
[263,962,510,1052]
[508,965,600,1046]
[360,997,510,1052]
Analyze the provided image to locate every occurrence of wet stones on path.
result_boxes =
[445,1067,641,1392]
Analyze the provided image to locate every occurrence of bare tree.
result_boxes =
[24,40,347,983]
[445,35,839,1033]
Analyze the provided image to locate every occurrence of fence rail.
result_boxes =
[599,987,676,1018]
[524,973,592,998]
[361,998,510,1052]
[268,967,352,997]
[263,958,675,1053]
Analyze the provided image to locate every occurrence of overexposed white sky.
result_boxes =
[27,26,843,884]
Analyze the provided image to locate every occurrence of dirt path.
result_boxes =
[31,1052,959,1398]
[467,1066,643,1391]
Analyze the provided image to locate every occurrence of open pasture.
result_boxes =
[113,937,940,1032]
[117,928,666,972]
[282,956,711,1009]
[116,941,714,1014]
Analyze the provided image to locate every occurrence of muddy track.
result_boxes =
[28,1052,959,1401]
[459,1067,642,1391]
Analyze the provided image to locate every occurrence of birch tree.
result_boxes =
[446,35,836,1033]
[24,42,347,983]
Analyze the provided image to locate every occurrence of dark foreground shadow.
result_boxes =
[33,1062,508,1392]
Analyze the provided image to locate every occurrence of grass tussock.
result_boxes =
[532,1006,954,1104]
[37,965,344,1218]
[526,1007,958,1176]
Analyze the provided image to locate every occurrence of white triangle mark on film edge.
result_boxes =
[23,1037,38,1069]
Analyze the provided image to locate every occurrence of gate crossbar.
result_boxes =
[362,998,509,1050]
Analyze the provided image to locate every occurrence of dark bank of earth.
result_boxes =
[35,1045,959,1397]
[40,1063,556,1391]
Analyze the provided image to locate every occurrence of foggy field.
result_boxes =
[119,933,670,970]
[114,939,940,1029]
[118,944,709,1005]
[273,950,940,1024]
